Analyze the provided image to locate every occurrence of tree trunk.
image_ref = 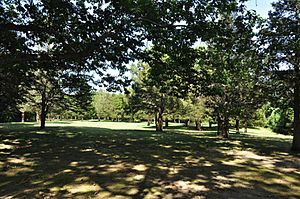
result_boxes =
[236,119,240,134]
[217,115,221,136]
[156,111,163,132]
[21,111,25,123]
[195,120,201,131]
[292,68,300,151]
[147,118,151,126]
[209,121,212,128]
[184,119,189,127]
[156,94,165,132]
[222,115,229,138]
[244,120,248,133]
[165,117,169,128]
[36,111,40,122]
[40,110,46,129]
[40,93,48,129]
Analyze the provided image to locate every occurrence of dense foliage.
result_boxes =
[1,0,300,151]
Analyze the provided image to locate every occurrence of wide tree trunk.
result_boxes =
[292,69,300,151]
[236,119,240,134]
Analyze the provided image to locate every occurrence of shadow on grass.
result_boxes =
[143,124,222,133]
[0,124,299,198]
[47,121,72,124]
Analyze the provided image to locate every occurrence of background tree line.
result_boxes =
[1,0,299,151]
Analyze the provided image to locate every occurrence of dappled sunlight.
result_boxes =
[35,131,50,135]
[106,163,128,173]
[63,183,102,194]
[1,122,300,198]
[3,167,34,177]
[132,164,148,172]
[171,180,209,192]
[0,143,15,150]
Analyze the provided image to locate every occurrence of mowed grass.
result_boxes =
[0,121,299,199]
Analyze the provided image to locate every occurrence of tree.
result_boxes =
[0,66,32,122]
[262,0,300,151]
[128,62,182,131]
[196,7,261,138]
[181,97,208,130]
[25,69,92,128]
[93,91,127,121]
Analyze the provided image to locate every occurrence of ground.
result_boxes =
[0,121,299,199]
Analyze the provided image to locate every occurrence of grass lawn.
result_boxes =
[0,121,299,199]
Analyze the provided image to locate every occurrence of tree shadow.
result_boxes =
[0,123,299,198]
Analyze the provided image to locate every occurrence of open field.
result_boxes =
[0,121,299,199]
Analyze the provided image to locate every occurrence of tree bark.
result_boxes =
[195,120,201,131]
[236,119,240,134]
[36,111,40,122]
[165,117,169,128]
[156,94,165,132]
[244,121,248,133]
[292,68,300,151]
[217,114,221,136]
[156,111,163,131]
[147,118,151,126]
[21,111,25,123]
[222,115,229,138]
[184,119,189,127]
[40,93,48,129]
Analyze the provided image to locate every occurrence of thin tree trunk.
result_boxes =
[147,118,151,126]
[155,113,158,129]
[156,111,163,132]
[156,94,165,132]
[222,115,229,138]
[165,117,169,128]
[217,115,221,136]
[244,120,248,133]
[236,119,240,134]
[21,111,25,123]
[40,111,46,129]
[292,68,300,151]
[40,93,48,129]
[184,119,189,127]
[36,111,40,122]
[195,120,201,131]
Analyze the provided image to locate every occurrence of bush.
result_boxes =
[267,108,293,135]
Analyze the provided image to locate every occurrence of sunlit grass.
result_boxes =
[0,121,299,198]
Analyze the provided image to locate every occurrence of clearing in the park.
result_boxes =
[0,121,299,199]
